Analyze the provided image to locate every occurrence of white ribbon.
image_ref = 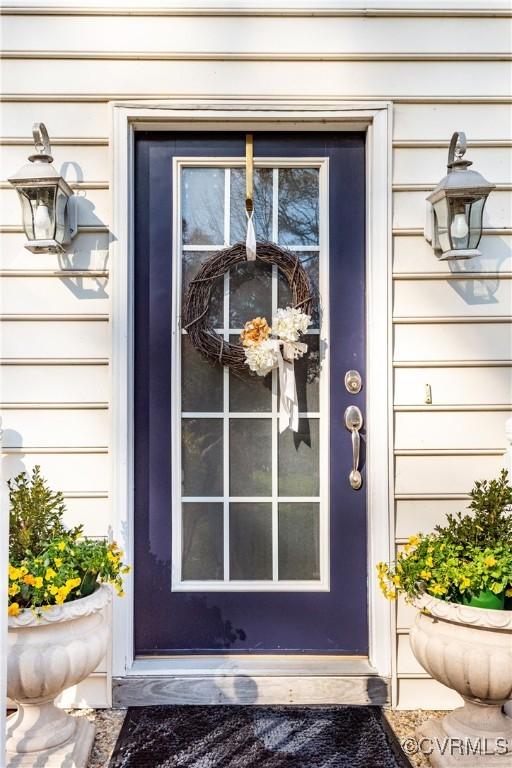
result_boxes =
[246,211,257,261]
[271,339,307,433]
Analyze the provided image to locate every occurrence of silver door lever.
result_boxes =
[344,405,363,490]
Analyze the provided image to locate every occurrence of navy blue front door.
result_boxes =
[134,132,367,655]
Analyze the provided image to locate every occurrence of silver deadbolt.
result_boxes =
[344,370,362,394]
[344,405,363,490]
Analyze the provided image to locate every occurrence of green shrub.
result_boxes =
[378,470,512,607]
[8,467,129,617]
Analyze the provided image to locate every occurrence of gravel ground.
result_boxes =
[69,708,127,768]
[384,709,446,768]
[72,707,445,768]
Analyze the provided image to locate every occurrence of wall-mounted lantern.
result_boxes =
[425,131,495,260]
[8,123,77,254]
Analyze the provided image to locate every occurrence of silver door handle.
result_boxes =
[344,405,363,490]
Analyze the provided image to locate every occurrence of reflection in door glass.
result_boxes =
[278,168,319,246]
[182,167,225,245]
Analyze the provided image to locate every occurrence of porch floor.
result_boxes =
[70,706,445,768]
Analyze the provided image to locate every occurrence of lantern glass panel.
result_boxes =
[468,196,486,249]
[55,185,69,245]
[447,197,471,251]
[433,198,450,253]
[19,186,56,241]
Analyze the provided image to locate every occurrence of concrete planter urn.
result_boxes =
[6,584,111,768]
[410,593,512,767]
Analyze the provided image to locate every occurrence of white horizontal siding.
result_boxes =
[394,367,512,405]
[393,146,512,185]
[0,276,110,314]
[395,411,511,450]
[0,231,110,270]
[1,409,108,448]
[2,15,511,54]
[394,279,512,318]
[1,3,510,713]
[2,453,109,492]
[393,235,512,274]
[396,455,506,495]
[0,320,109,358]
[394,323,512,361]
[395,500,467,541]
[0,144,109,183]
[62,497,110,537]
[396,679,462,710]
[0,102,108,137]
[2,60,510,97]
[1,364,109,403]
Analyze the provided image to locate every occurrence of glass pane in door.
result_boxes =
[176,162,326,589]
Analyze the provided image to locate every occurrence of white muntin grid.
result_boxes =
[171,157,330,592]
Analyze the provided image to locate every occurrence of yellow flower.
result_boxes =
[460,576,471,590]
[57,542,66,552]
[506,587,512,597]
[45,568,57,581]
[408,535,420,547]
[65,578,81,589]
[430,584,447,596]
[23,574,36,586]
[420,570,431,581]
[8,583,20,597]
[55,594,65,605]
[484,555,496,568]
[240,316,271,348]
[48,585,59,596]
[9,565,23,581]
[8,603,20,617]
[116,589,125,598]
[121,565,131,574]
[34,577,43,589]
[392,575,401,586]
[54,558,63,568]
[425,556,434,568]
[385,589,397,601]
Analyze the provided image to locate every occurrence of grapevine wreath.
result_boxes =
[182,241,315,375]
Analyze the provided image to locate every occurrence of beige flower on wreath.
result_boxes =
[240,316,271,348]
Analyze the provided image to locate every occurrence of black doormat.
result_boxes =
[109,705,411,768]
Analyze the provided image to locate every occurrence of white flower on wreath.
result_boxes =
[272,306,312,343]
[244,339,279,377]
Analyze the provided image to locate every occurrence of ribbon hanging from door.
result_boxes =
[273,339,308,433]
[245,134,257,260]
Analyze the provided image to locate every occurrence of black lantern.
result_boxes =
[425,132,495,260]
[8,123,76,254]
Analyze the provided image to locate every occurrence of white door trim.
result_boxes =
[110,99,394,687]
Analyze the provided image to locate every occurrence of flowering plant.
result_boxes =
[378,471,512,609]
[240,306,311,377]
[7,467,129,617]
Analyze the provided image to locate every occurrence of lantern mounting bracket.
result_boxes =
[29,122,54,164]
[447,131,472,172]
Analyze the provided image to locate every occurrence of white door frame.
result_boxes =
[110,99,394,694]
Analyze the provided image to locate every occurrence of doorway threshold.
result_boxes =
[113,657,389,707]
[130,655,376,677]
